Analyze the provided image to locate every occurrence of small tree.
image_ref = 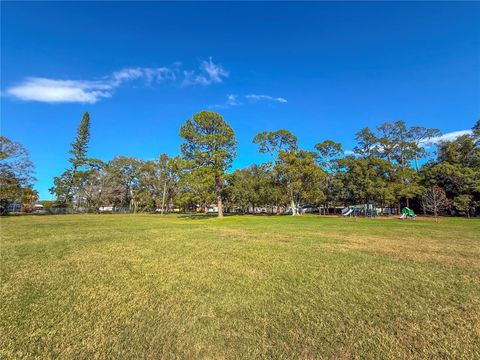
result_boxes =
[314,140,343,214]
[155,154,183,215]
[452,194,474,218]
[106,156,142,210]
[0,136,36,215]
[274,149,326,216]
[423,185,449,220]
[179,111,237,218]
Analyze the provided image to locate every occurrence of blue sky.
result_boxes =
[2,2,479,200]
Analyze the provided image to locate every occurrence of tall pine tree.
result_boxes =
[50,112,91,205]
[179,111,237,218]
[69,112,90,170]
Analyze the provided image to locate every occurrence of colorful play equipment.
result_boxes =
[342,201,377,218]
[399,207,415,219]
[342,208,354,216]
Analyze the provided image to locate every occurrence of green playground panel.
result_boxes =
[402,207,415,217]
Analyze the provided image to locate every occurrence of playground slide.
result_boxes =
[400,207,415,219]
[343,209,353,216]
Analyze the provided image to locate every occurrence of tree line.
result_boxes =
[1,111,479,217]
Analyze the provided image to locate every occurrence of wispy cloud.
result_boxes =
[209,94,242,109]
[6,58,227,104]
[209,93,288,109]
[111,66,177,86]
[344,150,355,156]
[226,94,241,107]
[182,57,229,86]
[246,94,288,103]
[421,129,473,147]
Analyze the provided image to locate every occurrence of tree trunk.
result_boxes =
[215,175,223,218]
[217,194,223,217]
[290,198,297,216]
[160,181,167,215]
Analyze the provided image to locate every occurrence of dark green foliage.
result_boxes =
[180,111,237,170]
[420,132,479,215]
[227,164,277,213]
[0,136,36,214]
[50,112,92,205]
[274,149,326,215]
[347,121,443,212]
[353,127,377,158]
[314,140,343,171]
[179,111,237,217]
[44,112,479,217]
[253,129,297,161]
[68,112,90,168]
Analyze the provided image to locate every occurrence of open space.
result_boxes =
[2,2,479,358]
[1,214,479,358]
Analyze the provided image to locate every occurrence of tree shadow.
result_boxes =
[177,213,224,220]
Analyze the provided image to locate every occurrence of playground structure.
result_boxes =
[342,201,377,218]
[399,207,415,219]
[341,204,417,219]
[342,208,354,216]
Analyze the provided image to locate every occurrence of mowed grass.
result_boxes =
[1,215,479,359]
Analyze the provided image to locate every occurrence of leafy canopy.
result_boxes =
[180,111,237,173]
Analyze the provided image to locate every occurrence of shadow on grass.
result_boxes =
[177,212,294,220]
[177,213,227,220]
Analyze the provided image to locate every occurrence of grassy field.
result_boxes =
[1,214,479,359]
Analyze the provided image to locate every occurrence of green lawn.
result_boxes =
[1,214,479,359]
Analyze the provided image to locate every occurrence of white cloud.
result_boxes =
[113,67,177,86]
[182,57,229,86]
[420,129,473,147]
[209,93,288,109]
[6,58,226,104]
[226,94,241,107]
[209,94,241,109]
[344,150,355,155]
[246,94,288,103]
[110,68,144,84]
[201,57,229,83]
[6,78,113,104]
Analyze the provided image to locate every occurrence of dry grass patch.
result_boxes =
[335,232,480,270]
